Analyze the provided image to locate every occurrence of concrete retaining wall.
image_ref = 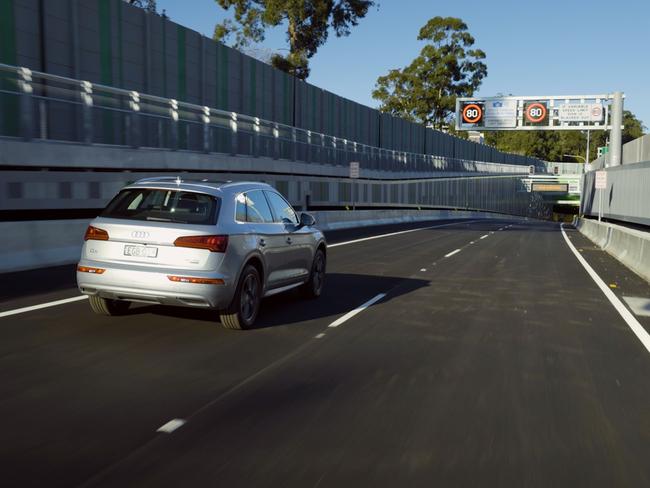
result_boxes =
[1,210,521,274]
[576,218,650,283]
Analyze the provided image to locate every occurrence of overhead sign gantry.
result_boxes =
[455,92,624,166]
[455,94,615,131]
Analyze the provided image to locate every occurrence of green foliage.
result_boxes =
[124,0,157,13]
[484,110,646,162]
[372,17,487,129]
[214,0,375,79]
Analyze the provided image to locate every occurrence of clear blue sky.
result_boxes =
[157,0,649,129]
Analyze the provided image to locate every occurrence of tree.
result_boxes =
[213,1,376,79]
[372,17,487,130]
[124,0,157,13]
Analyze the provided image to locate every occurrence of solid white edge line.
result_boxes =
[156,418,186,434]
[0,295,88,318]
[560,223,650,354]
[444,249,461,258]
[328,220,480,248]
[328,293,386,328]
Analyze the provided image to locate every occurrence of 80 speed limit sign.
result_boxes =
[461,102,484,125]
[524,102,548,125]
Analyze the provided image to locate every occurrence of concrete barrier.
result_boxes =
[576,218,650,283]
[576,218,611,248]
[312,209,517,231]
[0,210,522,274]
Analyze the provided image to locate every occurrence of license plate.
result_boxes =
[124,245,158,258]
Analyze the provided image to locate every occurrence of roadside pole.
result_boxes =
[585,129,590,171]
[349,161,360,211]
[609,92,623,166]
[595,170,607,222]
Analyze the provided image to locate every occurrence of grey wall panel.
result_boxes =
[14,0,42,70]
[7,1,542,167]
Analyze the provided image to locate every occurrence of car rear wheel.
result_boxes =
[301,249,326,298]
[220,265,261,330]
[88,295,131,316]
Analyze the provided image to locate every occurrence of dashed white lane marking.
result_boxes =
[315,333,326,339]
[469,241,475,244]
[328,220,481,248]
[480,234,489,239]
[0,295,88,319]
[156,419,186,434]
[444,249,461,258]
[328,293,386,328]
[420,268,427,272]
[560,224,650,354]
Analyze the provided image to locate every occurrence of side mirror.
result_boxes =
[299,212,316,228]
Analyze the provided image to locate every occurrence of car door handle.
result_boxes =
[259,238,266,247]
[286,237,292,244]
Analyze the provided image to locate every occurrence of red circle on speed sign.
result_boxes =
[525,103,547,123]
[462,104,483,124]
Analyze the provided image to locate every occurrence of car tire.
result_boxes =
[88,295,131,316]
[220,265,261,330]
[301,249,326,299]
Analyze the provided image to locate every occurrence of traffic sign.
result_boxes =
[349,161,360,179]
[595,171,607,189]
[524,102,548,125]
[558,103,604,122]
[484,99,517,128]
[461,102,484,125]
[455,94,615,131]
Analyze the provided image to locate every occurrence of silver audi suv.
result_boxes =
[77,178,327,329]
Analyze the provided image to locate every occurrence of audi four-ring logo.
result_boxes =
[131,231,150,238]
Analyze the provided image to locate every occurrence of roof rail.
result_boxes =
[134,176,183,184]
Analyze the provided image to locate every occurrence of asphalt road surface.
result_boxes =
[1,218,649,487]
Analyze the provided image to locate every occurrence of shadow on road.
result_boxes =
[122,272,430,329]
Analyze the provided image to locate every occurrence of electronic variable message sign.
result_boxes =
[460,102,484,126]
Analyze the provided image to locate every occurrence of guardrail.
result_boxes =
[0,63,536,176]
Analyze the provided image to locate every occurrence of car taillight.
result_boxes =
[167,275,225,285]
[84,225,109,241]
[77,265,106,274]
[174,235,228,253]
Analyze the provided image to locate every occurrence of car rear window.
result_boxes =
[101,189,220,225]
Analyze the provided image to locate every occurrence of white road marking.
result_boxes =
[328,293,386,328]
[2,219,491,319]
[315,333,326,339]
[0,295,88,319]
[560,224,650,354]
[469,241,475,244]
[480,234,488,239]
[444,249,461,258]
[420,268,427,272]
[328,220,480,248]
[156,418,186,434]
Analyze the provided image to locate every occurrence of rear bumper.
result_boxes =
[76,260,235,309]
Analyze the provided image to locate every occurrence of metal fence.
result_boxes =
[0,63,541,176]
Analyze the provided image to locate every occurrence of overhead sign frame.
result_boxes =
[456,94,614,131]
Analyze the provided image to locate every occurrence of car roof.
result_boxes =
[124,177,274,196]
